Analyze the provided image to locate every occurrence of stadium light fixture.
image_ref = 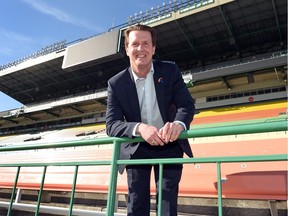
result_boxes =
[247,72,255,84]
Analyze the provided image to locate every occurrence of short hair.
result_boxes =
[124,24,157,48]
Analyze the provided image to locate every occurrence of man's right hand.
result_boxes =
[137,123,165,146]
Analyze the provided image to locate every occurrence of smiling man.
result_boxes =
[106,24,195,216]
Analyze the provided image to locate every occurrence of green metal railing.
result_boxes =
[0,120,287,216]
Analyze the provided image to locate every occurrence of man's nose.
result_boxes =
[137,44,143,51]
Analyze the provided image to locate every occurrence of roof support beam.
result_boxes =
[0,82,15,95]
[7,76,34,100]
[218,5,241,56]
[22,114,38,121]
[4,118,18,124]
[97,99,107,105]
[69,105,84,113]
[45,110,60,118]
[23,69,43,88]
[222,77,232,91]
[174,19,201,62]
[271,0,283,43]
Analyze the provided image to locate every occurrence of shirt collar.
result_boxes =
[131,64,154,83]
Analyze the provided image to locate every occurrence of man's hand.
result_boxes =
[159,122,184,144]
[137,123,165,146]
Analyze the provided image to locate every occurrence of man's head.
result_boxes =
[124,24,157,48]
[124,24,157,75]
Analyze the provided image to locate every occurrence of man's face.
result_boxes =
[125,30,155,73]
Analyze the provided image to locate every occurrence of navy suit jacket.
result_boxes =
[106,60,195,173]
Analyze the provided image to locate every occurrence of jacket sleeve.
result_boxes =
[105,76,138,139]
[159,61,195,130]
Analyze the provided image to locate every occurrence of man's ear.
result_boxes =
[125,47,130,56]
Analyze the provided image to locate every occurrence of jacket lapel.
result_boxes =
[125,67,142,122]
[153,63,166,123]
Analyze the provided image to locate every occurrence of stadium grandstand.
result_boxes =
[0,0,287,215]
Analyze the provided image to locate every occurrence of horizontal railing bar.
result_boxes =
[0,138,115,152]
[0,160,112,167]
[0,201,126,216]
[0,154,286,168]
[118,154,287,165]
[185,120,287,138]
[0,120,286,152]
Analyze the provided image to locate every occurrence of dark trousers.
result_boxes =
[126,142,183,216]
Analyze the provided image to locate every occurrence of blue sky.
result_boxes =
[0,0,166,112]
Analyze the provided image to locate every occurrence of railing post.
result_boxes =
[7,166,21,216]
[35,166,47,216]
[217,162,223,216]
[68,165,79,216]
[157,164,164,216]
[106,140,121,216]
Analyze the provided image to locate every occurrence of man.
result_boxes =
[106,24,195,216]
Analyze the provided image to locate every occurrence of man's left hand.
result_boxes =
[159,122,184,144]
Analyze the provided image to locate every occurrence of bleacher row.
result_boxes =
[0,124,108,148]
[0,99,287,201]
[0,99,286,146]
[0,131,286,197]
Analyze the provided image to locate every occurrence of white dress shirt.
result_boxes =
[131,63,186,136]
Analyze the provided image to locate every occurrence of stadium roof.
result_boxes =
[0,0,287,106]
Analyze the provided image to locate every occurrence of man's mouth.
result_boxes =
[137,54,146,58]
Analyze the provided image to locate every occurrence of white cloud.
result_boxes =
[0,27,34,62]
[21,0,101,32]
[0,27,32,44]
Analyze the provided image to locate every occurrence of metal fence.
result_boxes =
[0,120,287,216]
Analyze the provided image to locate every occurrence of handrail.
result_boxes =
[0,120,286,152]
[0,120,287,216]
[117,154,287,216]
